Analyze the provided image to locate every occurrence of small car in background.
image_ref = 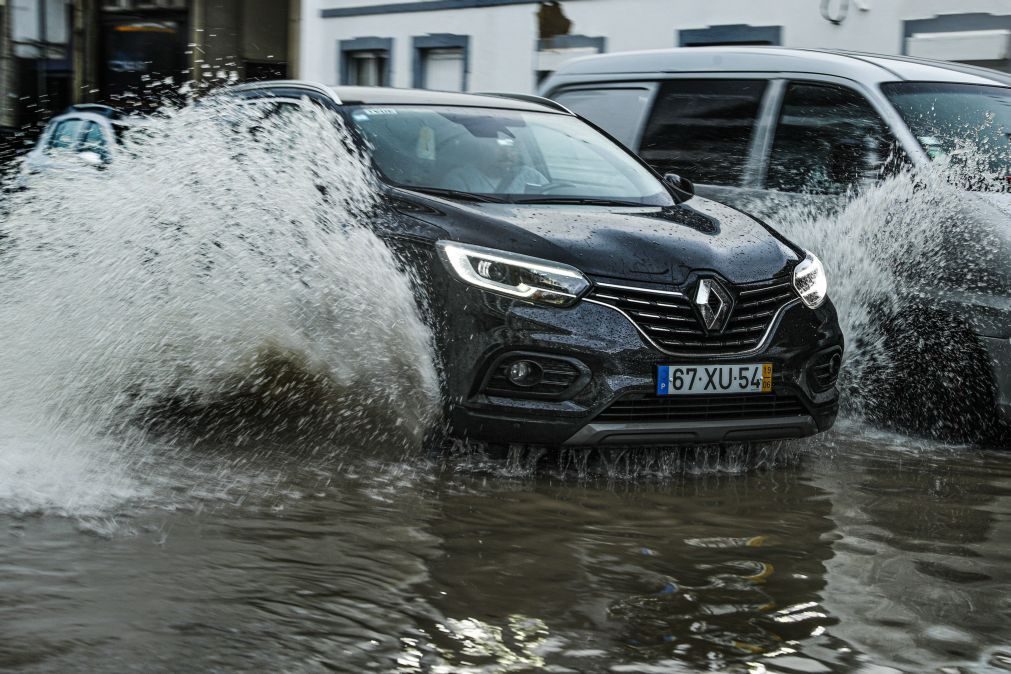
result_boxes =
[542,48,1011,439]
[23,104,128,173]
[220,82,844,449]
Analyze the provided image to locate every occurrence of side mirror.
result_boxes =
[77,150,104,167]
[663,172,694,202]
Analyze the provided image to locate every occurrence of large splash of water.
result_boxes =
[740,148,1009,438]
[2,94,1008,517]
[0,100,441,515]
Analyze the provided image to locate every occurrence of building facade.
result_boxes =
[299,0,1011,94]
[1,0,300,142]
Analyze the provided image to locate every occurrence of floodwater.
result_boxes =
[1,431,1009,673]
[1,102,1009,673]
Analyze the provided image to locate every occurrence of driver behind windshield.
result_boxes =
[349,105,671,205]
[441,133,548,194]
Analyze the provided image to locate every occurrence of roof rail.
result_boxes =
[222,80,343,104]
[63,103,124,119]
[476,92,572,114]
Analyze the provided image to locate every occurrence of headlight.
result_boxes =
[793,251,828,309]
[437,241,589,307]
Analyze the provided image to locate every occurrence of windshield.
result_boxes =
[882,82,1011,189]
[346,105,672,205]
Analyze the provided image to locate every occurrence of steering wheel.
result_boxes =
[534,181,578,194]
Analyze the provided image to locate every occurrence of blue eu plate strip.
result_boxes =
[656,365,669,395]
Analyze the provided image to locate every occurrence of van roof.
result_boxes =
[547,47,1011,87]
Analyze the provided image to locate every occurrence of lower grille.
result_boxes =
[483,353,588,400]
[595,392,808,423]
[810,348,843,392]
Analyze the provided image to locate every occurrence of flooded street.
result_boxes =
[0,101,1008,673]
[1,430,1009,673]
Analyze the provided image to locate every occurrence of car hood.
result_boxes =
[398,195,801,286]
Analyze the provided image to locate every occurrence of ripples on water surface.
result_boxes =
[0,104,1008,672]
[1,436,1009,673]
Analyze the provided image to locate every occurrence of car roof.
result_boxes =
[547,46,1011,87]
[225,80,570,114]
[62,103,126,120]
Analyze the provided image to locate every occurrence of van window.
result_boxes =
[766,82,894,194]
[638,80,767,185]
[551,87,652,148]
[883,81,1011,190]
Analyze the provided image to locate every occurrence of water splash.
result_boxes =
[0,100,441,515]
[445,441,801,481]
[739,147,1009,440]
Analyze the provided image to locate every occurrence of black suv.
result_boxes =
[225,82,844,447]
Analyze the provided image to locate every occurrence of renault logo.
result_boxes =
[694,278,733,333]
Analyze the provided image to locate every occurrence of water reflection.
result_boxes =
[410,458,843,672]
[0,434,1009,673]
[815,431,1011,672]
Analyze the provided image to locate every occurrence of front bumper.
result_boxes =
[981,335,1011,424]
[563,416,818,446]
[440,280,843,447]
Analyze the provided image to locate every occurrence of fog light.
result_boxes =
[507,360,543,387]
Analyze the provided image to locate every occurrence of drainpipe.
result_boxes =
[288,0,300,78]
[36,0,47,116]
[72,0,98,104]
[190,0,205,87]
[0,0,18,128]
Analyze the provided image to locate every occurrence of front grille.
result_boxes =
[595,392,808,423]
[588,276,797,355]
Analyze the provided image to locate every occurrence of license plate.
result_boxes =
[657,363,772,396]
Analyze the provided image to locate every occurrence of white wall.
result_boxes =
[301,0,1011,92]
[301,0,539,91]
[564,0,1011,54]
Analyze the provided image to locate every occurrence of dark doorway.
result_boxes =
[244,61,289,81]
[100,13,189,110]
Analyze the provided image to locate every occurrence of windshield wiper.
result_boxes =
[513,196,647,206]
[400,186,506,203]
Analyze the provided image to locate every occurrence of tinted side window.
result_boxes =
[639,80,767,186]
[47,119,84,151]
[766,83,894,194]
[552,87,652,148]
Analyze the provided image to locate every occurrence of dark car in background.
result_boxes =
[223,82,844,448]
[542,48,1011,439]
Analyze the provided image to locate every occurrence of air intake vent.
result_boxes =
[595,392,808,423]
[810,348,843,392]
[482,352,589,400]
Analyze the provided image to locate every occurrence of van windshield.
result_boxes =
[883,82,1011,190]
[346,105,672,205]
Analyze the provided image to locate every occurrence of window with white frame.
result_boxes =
[348,51,388,86]
[340,37,392,87]
[413,34,469,92]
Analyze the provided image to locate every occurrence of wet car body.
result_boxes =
[540,48,1011,436]
[225,82,843,447]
